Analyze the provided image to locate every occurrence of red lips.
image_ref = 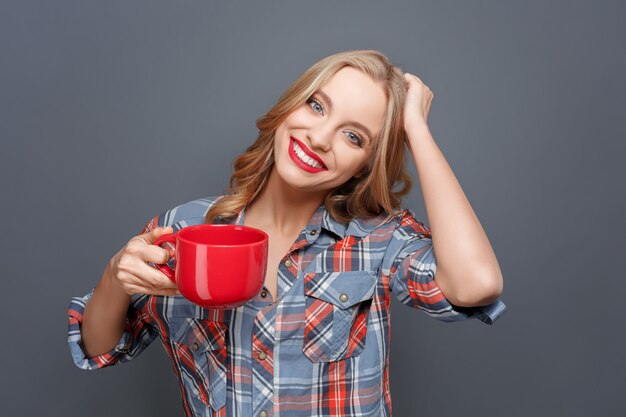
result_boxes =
[290,136,327,169]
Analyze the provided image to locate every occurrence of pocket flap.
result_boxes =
[304,271,378,309]
[171,318,227,352]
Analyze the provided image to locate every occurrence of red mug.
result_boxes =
[153,224,269,309]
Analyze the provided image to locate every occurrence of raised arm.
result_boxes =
[402,72,503,307]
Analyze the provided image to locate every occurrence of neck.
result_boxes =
[245,168,327,236]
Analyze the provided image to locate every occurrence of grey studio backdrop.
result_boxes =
[1,1,624,416]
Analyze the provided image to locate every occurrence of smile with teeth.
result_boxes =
[292,140,325,169]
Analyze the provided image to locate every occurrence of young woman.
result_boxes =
[68,49,506,417]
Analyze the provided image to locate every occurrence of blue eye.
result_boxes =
[307,97,324,114]
[346,131,364,147]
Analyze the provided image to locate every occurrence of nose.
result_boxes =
[307,123,333,153]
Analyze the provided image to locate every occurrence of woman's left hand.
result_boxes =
[403,72,433,134]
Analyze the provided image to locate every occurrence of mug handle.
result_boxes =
[153,233,177,282]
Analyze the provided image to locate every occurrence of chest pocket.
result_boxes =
[302,271,378,363]
[170,318,228,412]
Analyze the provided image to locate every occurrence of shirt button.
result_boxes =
[260,290,268,298]
[259,411,268,417]
[309,229,317,235]
[339,293,349,302]
[258,351,267,360]
[191,343,199,352]
[284,259,292,268]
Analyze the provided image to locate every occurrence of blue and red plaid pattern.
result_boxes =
[68,195,506,417]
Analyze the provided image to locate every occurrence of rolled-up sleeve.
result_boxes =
[67,290,158,370]
[67,214,162,370]
[386,209,506,325]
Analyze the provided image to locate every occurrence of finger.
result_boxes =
[406,74,431,92]
[404,72,422,83]
[124,275,177,294]
[137,262,179,289]
[122,261,178,290]
[124,283,178,297]
[138,226,174,245]
[141,243,174,265]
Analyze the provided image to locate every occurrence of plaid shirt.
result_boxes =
[67,195,506,417]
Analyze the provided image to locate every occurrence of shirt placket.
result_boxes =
[251,304,275,417]
[250,225,323,417]
[275,226,321,299]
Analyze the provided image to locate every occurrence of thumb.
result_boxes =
[143,226,174,244]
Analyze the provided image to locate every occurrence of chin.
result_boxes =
[273,163,329,194]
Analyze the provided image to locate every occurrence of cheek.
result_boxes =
[336,147,371,175]
[274,127,288,152]
[286,108,309,124]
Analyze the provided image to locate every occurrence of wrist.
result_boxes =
[405,122,433,147]
[101,260,131,302]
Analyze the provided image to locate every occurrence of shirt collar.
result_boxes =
[234,202,330,236]
[229,198,396,239]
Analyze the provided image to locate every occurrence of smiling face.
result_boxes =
[272,66,388,195]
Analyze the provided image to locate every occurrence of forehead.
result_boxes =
[317,67,387,140]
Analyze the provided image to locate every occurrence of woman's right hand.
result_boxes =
[108,226,179,296]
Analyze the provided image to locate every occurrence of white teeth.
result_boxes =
[293,141,324,169]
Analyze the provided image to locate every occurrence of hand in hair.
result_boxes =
[403,72,434,133]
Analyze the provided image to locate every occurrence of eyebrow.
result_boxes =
[316,89,375,143]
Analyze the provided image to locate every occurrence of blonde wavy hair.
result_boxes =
[205,49,412,225]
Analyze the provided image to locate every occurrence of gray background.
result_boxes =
[1,1,624,416]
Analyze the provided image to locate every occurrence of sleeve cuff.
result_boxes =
[446,298,507,325]
[67,290,133,370]
[389,238,507,325]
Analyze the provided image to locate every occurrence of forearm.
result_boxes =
[406,124,503,306]
[81,261,132,357]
